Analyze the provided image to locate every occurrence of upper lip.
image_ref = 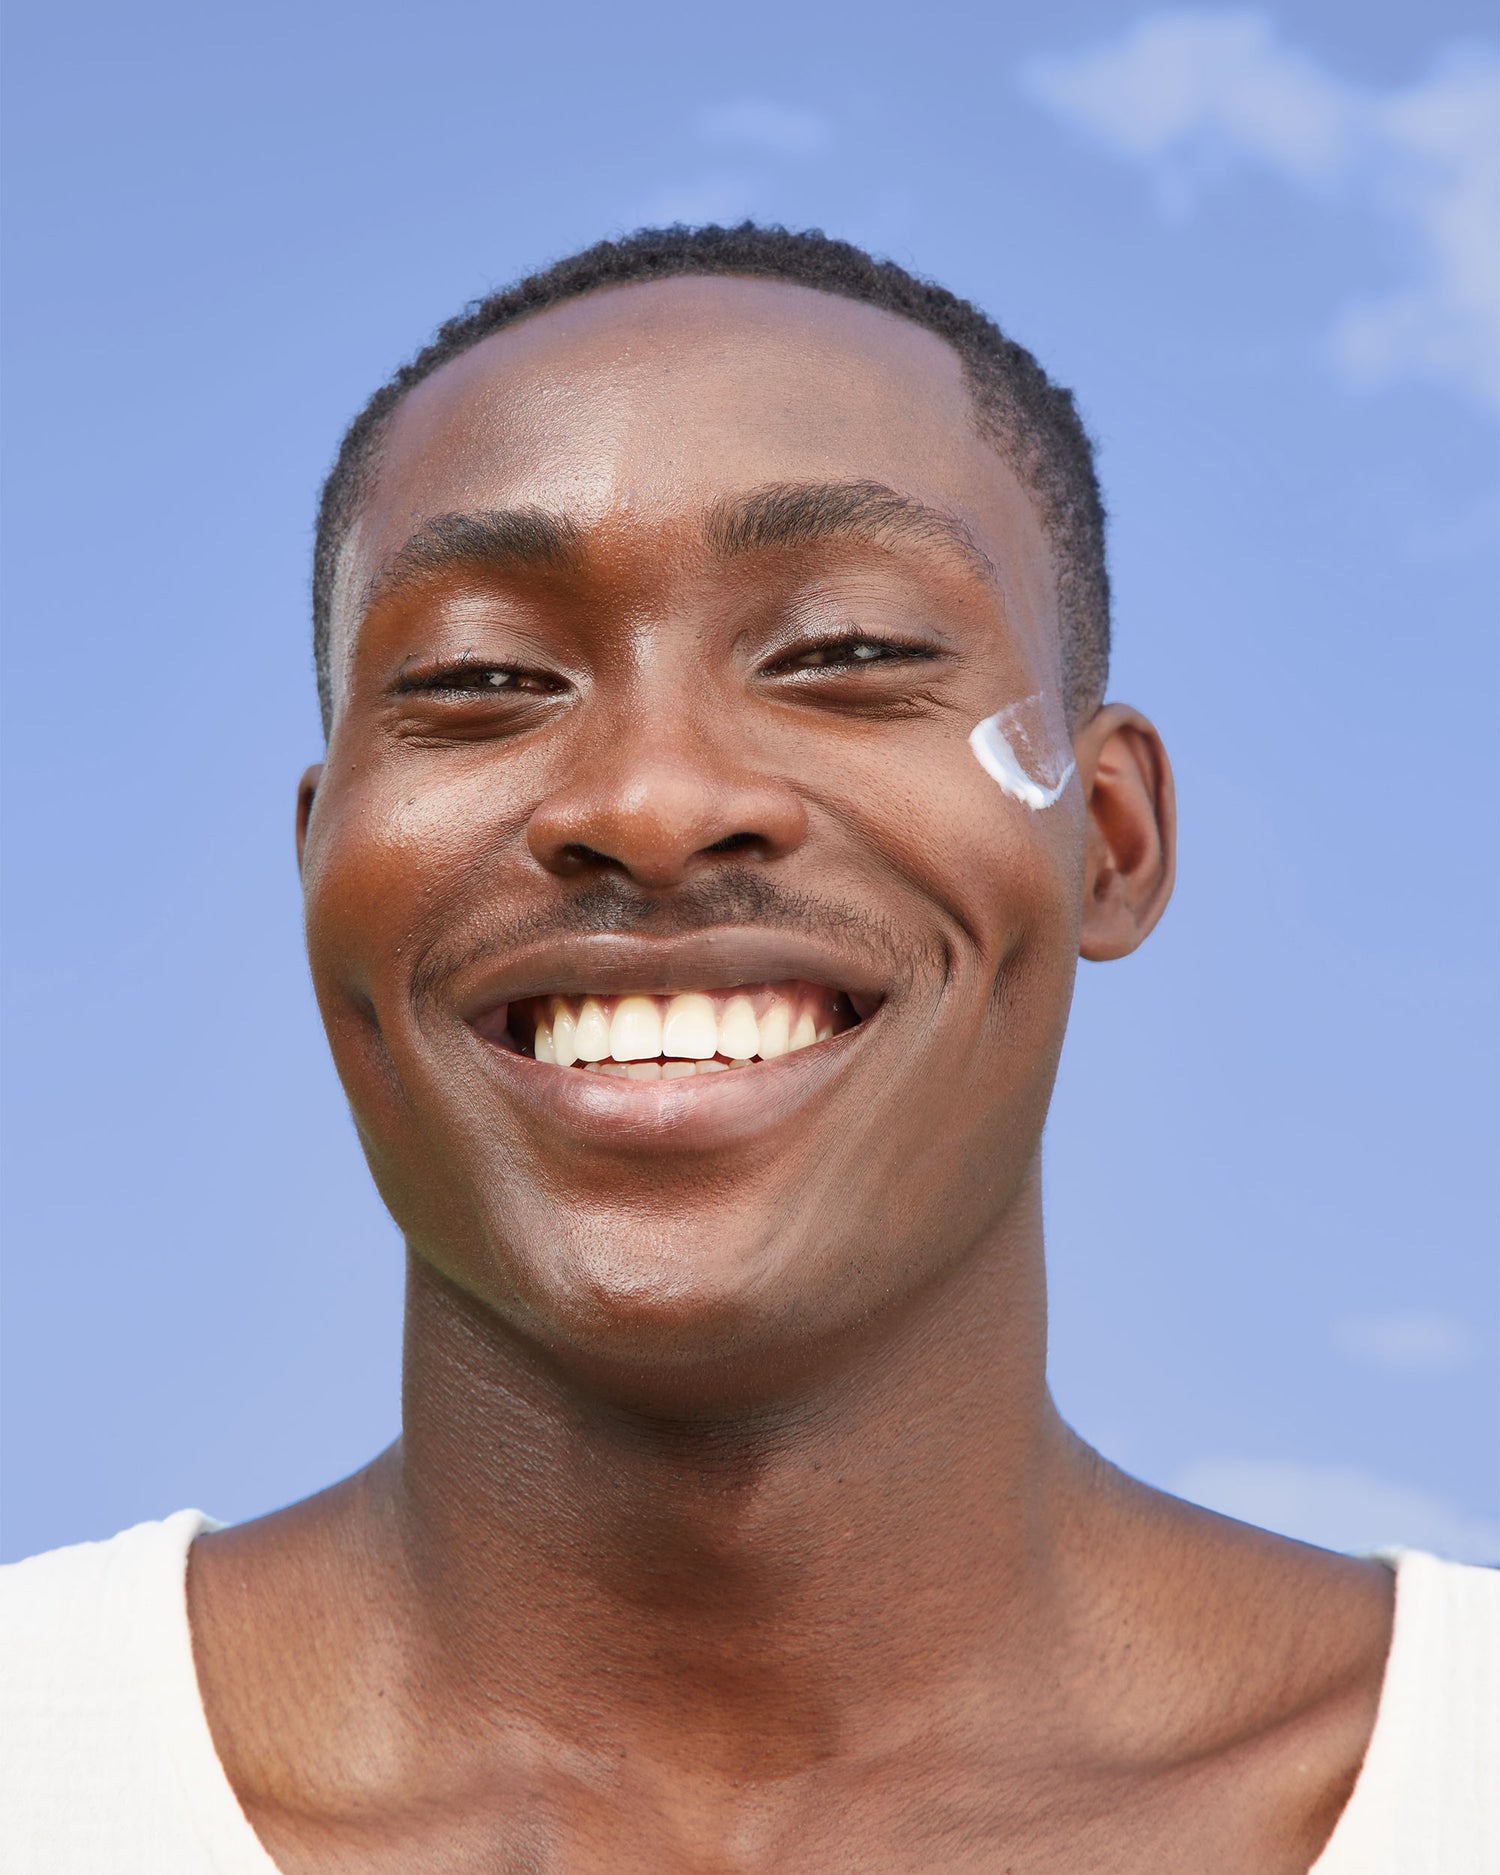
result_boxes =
[450,926,892,1025]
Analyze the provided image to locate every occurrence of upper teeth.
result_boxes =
[528,985,838,1075]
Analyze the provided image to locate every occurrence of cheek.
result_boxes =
[825,727,1083,967]
[302,756,524,997]
[299,768,520,1240]
[869,749,1084,1158]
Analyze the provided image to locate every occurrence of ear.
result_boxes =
[1072,705,1176,962]
[296,765,323,874]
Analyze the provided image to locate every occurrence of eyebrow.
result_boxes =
[706,480,997,584]
[362,507,585,612]
[362,479,995,616]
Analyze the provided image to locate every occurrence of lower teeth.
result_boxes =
[580,1058,739,1079]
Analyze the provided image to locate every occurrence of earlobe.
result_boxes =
[296,765,324,874]
[1074,705,1176,962]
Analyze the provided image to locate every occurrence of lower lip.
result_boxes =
[466,1027,867,1152]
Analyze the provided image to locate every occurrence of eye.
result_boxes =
[770,635,935,674]
[397,661,562,696]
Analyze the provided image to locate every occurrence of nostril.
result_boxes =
[706,831,760,856]
[557,842,620,874]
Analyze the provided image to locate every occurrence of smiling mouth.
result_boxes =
[500,981,858,1079]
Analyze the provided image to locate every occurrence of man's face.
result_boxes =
[302,277,1092,1406]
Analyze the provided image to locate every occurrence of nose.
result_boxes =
[525,710,809,889]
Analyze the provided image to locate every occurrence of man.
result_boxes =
[3,224,1495,1873]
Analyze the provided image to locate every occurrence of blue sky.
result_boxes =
[3,0,1495,1563]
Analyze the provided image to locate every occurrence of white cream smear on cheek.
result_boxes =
[967,696,1076,811]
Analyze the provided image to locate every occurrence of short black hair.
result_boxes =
[312,222,1109,735]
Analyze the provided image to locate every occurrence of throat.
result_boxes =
[389,1236,1064,1766]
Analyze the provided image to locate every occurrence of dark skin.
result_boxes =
[189,276,1393,1873]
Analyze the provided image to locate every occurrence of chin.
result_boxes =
[411,1192,865,1412]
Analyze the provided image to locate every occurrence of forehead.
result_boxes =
[341,276,1055,636]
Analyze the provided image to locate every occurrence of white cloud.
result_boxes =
[694,99,834,158]
[1024,13,1351,187]
[1021,12,1500,410]
[1176,1457,1500,1562]
[1333,1307,1478,1374]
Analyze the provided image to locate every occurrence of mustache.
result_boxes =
[408,867,905,1004]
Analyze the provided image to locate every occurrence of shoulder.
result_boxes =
[0,1510,212,1693]
[1,1507,212,1606]
[1375,1549,1499,1775]
[1383,1543,1500,1633]
[0,1512,271,1874]
[1078,1475,1399,1757]
[1313,1552,1500,1874]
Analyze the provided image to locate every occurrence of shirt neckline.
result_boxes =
[1305,1547,1415,1873]
[157,1516,1419,1873]
[145,1510,284,1874]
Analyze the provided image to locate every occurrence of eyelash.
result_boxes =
[395,634,933,701]
[397,663,559,696]
[769,634,936,674]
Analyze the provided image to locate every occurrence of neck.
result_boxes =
[381,1162,1101,1773]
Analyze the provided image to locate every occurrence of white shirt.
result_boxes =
[1,1511,1495,1872]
